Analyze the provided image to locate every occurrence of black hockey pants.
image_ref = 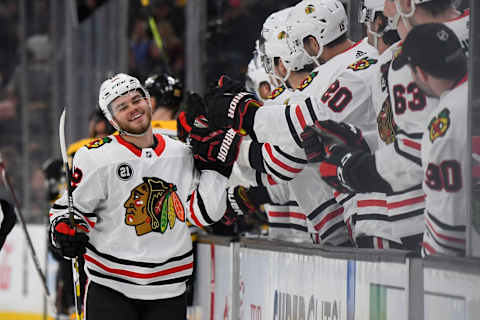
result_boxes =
[84,281,186,320]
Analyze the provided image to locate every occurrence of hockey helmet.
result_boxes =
[98,73,151,124]
[288,0,348,46]
[359,0,385,23]
[144,73,183,110]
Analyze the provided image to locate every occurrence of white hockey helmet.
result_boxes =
[98,73,151,123]
[394,0,434,18]
[288,0,348,46]
[261,7,294,43]
[245,42,275,101]
[263,28,315,83]
[284,19,325,65]
[359,0,384,23]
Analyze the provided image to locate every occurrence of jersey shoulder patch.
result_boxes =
[268,85,287,99]
[428,108,450,143]
[347,57,378,72]
[297,71,319,91]
[86,136,113,149]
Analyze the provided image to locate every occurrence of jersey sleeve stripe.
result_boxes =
[425,219,465,244]
[264,143,303,174]
[195,188,215,225]
[188,191,204,227]
[394,138,422,166]
[401,138,421,151]
[295,105,307,129]
[357,199,387,208]
[285,105,303,148]
[387,194,426,209]
[426,210,466,232]
[267,174,278,185]
[423,227,465,254]
[313,207,344,231]
[273,146,307,164]
[268,211,307,220]
[308,198,337,220]
[305,97,318,123]
[264,161,294,182]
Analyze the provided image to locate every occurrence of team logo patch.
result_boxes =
[277,31,287,40]
[428,108,450,143]
[298,71,319,91]
[70,167,83,191]
[124,177,185,236]
[269,85,286,99]
[347,57,378,71]
[305,4,315,14]
[86,137,112,149]
[377,97,397,144]
[117,163,133,181]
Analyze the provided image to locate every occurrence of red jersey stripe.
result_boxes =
[264,143,302,173]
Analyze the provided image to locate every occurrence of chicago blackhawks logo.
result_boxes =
[298,71,319,91]
[124,177,185,236]
[269,85,285,99]
[377,97,397,144]
[428,108,450,143]
[277,31,287,40]
[86,137,112,149]
[305,4,315,14]
[348,57,378,72]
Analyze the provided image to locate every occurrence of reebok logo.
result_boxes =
[228,92,249,119]
[217,129,237,163]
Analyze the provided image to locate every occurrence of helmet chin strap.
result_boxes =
[395,0,415,30]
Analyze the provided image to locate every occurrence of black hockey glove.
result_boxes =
[50,217,89,258]
[301,120,370,193]
[177,92,208,142]
[190,127,243,177]
[222,186,270,225]
[204,75,262,135]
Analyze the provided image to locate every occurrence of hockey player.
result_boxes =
[392,23,468,256]
[0,198,16,251]
[299,0,469,252]
[245,41,276,102]
[49,73,232,319]
[144,73,183,137]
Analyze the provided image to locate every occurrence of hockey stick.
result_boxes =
[59,109,83,320]
[0,153,51,297]
[140,0,171,73]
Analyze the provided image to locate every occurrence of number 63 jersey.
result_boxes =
[49,134,228,300]
[421,77,468,257]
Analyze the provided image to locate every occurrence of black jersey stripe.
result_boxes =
[308,198,337,220]
[353,214,390,222]
[426,211,466,232]
[305,97,318,124]
[86,244,193,268]
[387,184,422,196]
[390,208,424,221]
[51,204,96,217]
[338,193,355,206]
[424,227,465,254]
[195,188,215,225]
[268,222,308,232]
[268,201,299,206]
[394,139,422,166]
[320,221,346,240]
[265,162,293,181]
[88,269,191,286]
[285,105,303,148]
[395,129,423,140]
[273,145,307,164]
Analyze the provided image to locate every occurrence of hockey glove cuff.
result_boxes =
[222,186,270,225]
[50,217,89,259]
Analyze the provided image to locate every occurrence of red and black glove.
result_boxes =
[50,217,89,259]
[204,75,262,135]
[301,120,391,194]
[189,127,243,177]
[177,92,208,142]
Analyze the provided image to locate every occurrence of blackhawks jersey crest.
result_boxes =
[124,177,185,236]
[428,108,450,143]
[348,57,378,72]
[269,85,286,99]
[298,71,319,91]
[377,97,397,144]
[86,137,112,149]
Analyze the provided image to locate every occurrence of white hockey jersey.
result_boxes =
[49,134,228,300]
[421,77,468,256]
[370,11,470,243]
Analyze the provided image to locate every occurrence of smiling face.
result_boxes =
[110,90,152,135]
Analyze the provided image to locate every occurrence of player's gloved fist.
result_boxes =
[222,186,264,225]
[204,75,262,135]
[300,125,326,163]
[317,144,360,193]
[177,92,208,142]
[190,127,243,177]
[50,217,89,258]
[313,120,370,153]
